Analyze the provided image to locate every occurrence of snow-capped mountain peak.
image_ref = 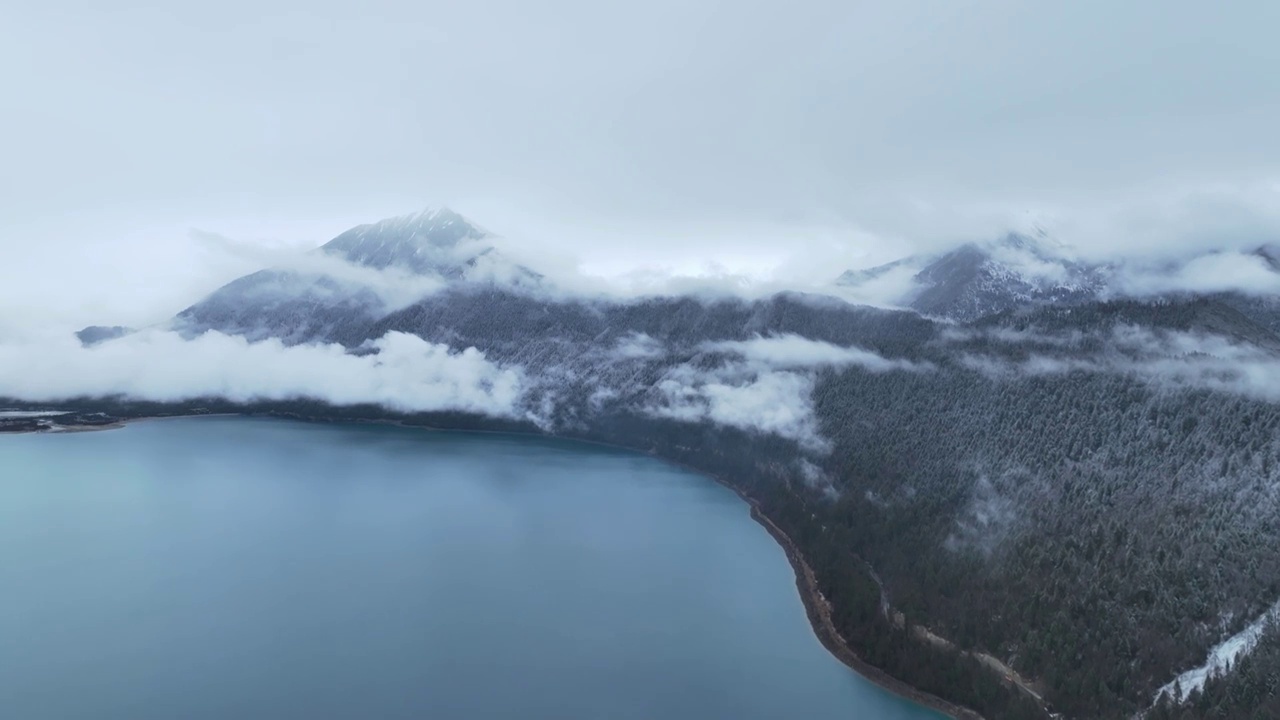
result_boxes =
[320,207,492,276]
[169,207,541,345]
[836,232,1110,321]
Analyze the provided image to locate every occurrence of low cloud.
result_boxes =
[959,354,1102,379]
[987,241,1080,285]
[1112,327,1280,400]
[940,325,1088,350]
[831,259,927,309]
[797,458,839,499]
[610,332,666,360]
[647,362,825,450]
[192,229,451,313]
[960,325,1280,401]
[1116,250,1280,298]
[0,329,528,419]
[944,473,1020,558]
[704,334,928,372]
[644,335,927,449]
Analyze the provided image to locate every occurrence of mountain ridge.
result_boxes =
[837,233,1280,332]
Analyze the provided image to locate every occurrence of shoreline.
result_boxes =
[713,484,987,720]
[9,410,993,718]
[0,422,126,435]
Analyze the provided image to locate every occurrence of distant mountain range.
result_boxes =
[835,233,1280,331]
[63,208,1280,720]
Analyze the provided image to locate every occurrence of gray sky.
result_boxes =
[4,0,1280,329]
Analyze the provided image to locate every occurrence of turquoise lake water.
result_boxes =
[0,417,944,719]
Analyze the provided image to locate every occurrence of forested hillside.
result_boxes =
[814,360,1280,717]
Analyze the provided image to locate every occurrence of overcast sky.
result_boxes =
[4,0,1280,329]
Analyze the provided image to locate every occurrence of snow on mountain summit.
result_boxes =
[837,233,1111,322]
[321,207,492,277]
[170,207,540,345]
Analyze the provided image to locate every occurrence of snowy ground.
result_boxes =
[1152,599,1280,706]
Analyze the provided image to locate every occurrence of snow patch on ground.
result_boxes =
[1152,598,1280,707]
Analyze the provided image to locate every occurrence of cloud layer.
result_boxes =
[645,336,925,449]
[959,326,1280,402]
[705,334,929,372]
[1118,250,1280,298]
[648,363,824,450]
[0,330,526,418]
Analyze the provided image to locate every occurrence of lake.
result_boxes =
[0,417,944,719]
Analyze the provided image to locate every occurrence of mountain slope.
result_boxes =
[172,208,540,344]
[839,236,1280,336]
[318,207,540,284]
[837,234,1111,322]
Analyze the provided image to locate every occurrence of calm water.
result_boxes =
[0,417,943,720]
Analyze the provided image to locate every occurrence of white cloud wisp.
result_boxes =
[959,326,1280,402]
[646,335,927,449]
[0,330,527,419]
